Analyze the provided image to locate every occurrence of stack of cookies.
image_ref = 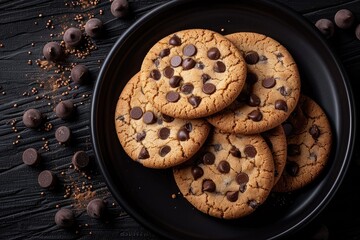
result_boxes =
[114,29,332,219]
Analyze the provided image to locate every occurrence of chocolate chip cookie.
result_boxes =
[115,73,211,169]
[207,32,301,134]
[173,129,274,219]
[140,29,247,119]
[273,95,332,192]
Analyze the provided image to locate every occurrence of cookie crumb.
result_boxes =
[171,193,176,199]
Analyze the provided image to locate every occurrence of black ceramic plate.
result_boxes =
[91,0,355,239]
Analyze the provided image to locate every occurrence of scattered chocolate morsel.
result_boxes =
[87,198,106,219]
[170,55,182,67]
[213,61,226,73]
[202,82,216,95]
[188,96,201,107]
[355,24,360,40]
[111,0,129,18]
[203,152,215,165]
[159,48,170,58]
[334,9,354,29]
[163,66,174,78]
[71,64,89,84]
[182,58,196,70]
[22,148,41,166]
[130,106,143,120]
[183,44,197,56]
[43,42,63,62]
[63,27,82,48]
[201,74,211,83]
[207,47,220,60]
[229,146,241,158]
[217,160,230,173]
[150,69,161,80]
[177,128,190,141]
[275,99,288,112]
[159,145,171,157]
[55,208,75,228]
[247,94,261,107]
[315,19,335,39]
[158,127,170,140]
[286,161,299,176]
[143,111,157,124]
[55,99,74,119]
[202,179,216,192]
[191,166,204,180]
[84,18,103,38]
[226,191,239,202]
[262,77,276,88]
[181,83,194,94]
[169,76,182,88]
[23,108,42,128]
[169,35,181,46]
[282,122,293,136]
[248,199,259,209]
[72,151,90,169]
[244,145,257,158]
[244,51,259,64]
[166,91,180,102]
[248,109,263,122]
[162,114,174,123]
[38,170,57,189]
[55,126,71,144]
[309,125,321,140]
[288,144,301,156]
[138,147,150,159]
[135,131,146,142]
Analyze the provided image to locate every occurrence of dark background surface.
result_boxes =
[0,0,359,239]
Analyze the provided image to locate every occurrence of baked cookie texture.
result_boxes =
[173,129,274,219]
[273,95,332,192]
[140,29,247,119]
[207,32,301,134]
[115,73,211,169]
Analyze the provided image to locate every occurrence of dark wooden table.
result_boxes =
[0,0,359,239]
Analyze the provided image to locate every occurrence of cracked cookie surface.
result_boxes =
[115,73,211,169]
[273,95,332,192]
[140,29,247,119]
[173,128,274,219]
[207,32,301,134]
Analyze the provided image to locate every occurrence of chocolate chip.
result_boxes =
[202,179,216,192]
[213,144,222,152]
[159,48,170,58]
[84,18,103,38]
[236,172,249,193]
[162,114,174,123]
[275,99,288,112]
[229,146,241,158]
[153,58,160,67]
[159,145,171,157]
[286,161,299,176]
[130,106,143,120]
[248,199,259,209]
[169,35,181,46]
[334,9,354,29]
[23,108,42,128]
[196,62,205,69]
[166,91,180,102]
[282,122,293,136]
[262,77,276,88]
[143,111,157,124]
[202,83,216,95]
[244,145,257,158]
[43,42,63,62]
[184,122,192,132]
[55,208,75,228]
[138,147,150,159]
[181,83,194,94]
[246,72,258,85]
[110,0,129,18]
[71,64,89,84]
[245,51,259,64]
[183,44,197,56]
[207,47,220,60]
[248,94,261,107]
[217,160,230,173]
[248,109,263,122]
[158,127,170,140]
[136,131,146,142]
[288,144,301,156]
[169,76,182,88]
[182,58,196,70]
[55,100,74,119]
[309,152,317,161]
[188,96,201,107]
[177,128,190,141]
[191,166,204,180]
[38,170,57,189]
[22,148,41,166]
[170,55,182,67]
[201,74,211,83]
[226,191,239,202]
[55,126,71,144]
[63,27,82,48]
[150,69,161,80]
[309,125,320,140]
[87,198,106,219]
[72,151,89,169]
[213,61,226,73]
[203,152,215,165]
[279,86,291,96]
[163,66,174,78]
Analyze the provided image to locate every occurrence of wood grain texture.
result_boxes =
[0,0,359,239]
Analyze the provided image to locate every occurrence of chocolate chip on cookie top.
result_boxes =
[140,29,247,119]
[173,129,274,219]
[115,73,211,169]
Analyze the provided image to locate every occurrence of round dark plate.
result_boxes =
[91,0,355,239]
